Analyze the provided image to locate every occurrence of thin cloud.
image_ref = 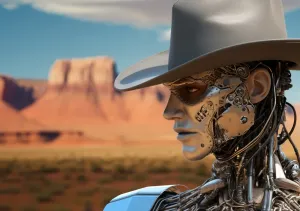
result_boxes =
[2,3,18,9]
[1,0,176,27]
[1,0,299,41]
[0,0,19,10]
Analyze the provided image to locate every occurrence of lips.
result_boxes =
[178,132,193,135]
[176,131,197,141]
[178,132,197,136]
[174,127,197,140]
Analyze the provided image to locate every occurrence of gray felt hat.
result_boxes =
[114,0,300,91]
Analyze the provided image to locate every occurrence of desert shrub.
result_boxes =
[84,200,93,211]
[195,163,210,176]
[50,183,67,196]
[64,182,71,189]
[0,187,20,194]
[77,174,87,182]
[132,173,147,181]
[47,204,70,211]
[111,172,128,181]
[63,172,72,180]
[40,176,52,185]
[152,179,163,185]
[2,177,21,183]
[20,205,38,211]
[77,187,100,196]
[26,184,42,193]
[100,189,121,208]
[61,165,77,173]
[39,164,60,174]
[90,162,104,173]
[0,204,12,211]
[0,167,12,176]
[176,165,194,173]
[148,164,171,174]
[98,176,115,184]
[36,191,53,202]
[53,159,83,173]
[73,158,86,172]
[178,173,202,183]
[113,163,134,174]
[0,159,18,175]
[0,169,12,177]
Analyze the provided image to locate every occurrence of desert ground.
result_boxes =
[1,138,299,211]
[0,142,214,211]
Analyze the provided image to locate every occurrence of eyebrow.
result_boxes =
[164,77,200,87]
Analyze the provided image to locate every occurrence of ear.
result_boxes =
[245,68,271,104]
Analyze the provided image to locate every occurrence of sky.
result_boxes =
[0,0,300,103]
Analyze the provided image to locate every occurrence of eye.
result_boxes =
[187,87,199,93]
[170,82,208,105]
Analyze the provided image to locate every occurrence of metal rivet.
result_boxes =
[240,116,248,124]
[236,87,245,96]
[228,94,235,101]
[234,96,243,106]
[237,67,249,78]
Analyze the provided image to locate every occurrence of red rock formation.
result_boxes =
[0,75,38,110]
[22,57,174,141]
[0,100,44,132]
[16,78,47,99]
[0,76,63,144]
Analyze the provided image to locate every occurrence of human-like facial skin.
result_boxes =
[163,66,255,161]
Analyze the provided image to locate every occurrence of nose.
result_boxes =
[163,95,184,120]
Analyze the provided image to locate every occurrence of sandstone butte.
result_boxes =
[0,56,299,146]
[0,75,86,145]
[21,57,175,141]
[0,75,45,131]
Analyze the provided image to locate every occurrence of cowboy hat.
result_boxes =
[114,0,300,91]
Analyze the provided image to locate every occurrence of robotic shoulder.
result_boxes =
[103,184,186,211]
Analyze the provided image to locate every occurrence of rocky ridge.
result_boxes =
[21,57,173,140]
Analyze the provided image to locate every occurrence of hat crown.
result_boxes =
[168,0,287,70]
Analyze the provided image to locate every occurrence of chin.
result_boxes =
[180,137,212,161]
[182,149,209,161]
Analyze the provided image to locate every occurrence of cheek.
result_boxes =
[183,88,237,138]
[184,89,231,124]
[184,106,203,123]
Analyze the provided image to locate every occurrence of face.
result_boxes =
[163,64,256,161]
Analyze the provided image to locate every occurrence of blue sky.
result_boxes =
[0,1,300,102]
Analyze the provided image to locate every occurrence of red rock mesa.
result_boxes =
[0,76,51,144]
[0,75,40,110]
[22,57,174,141]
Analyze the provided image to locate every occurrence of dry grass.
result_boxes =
[0,144,182,159]
[0,140,298,211]
[0,145,215,211]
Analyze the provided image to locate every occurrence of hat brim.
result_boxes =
[115,39,300,91]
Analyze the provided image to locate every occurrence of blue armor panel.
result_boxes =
[103,185,186,211]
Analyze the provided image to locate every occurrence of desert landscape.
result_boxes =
[0,57,299,211]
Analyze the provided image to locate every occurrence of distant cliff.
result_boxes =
[0,75,45,110]
[20,57,173,140]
